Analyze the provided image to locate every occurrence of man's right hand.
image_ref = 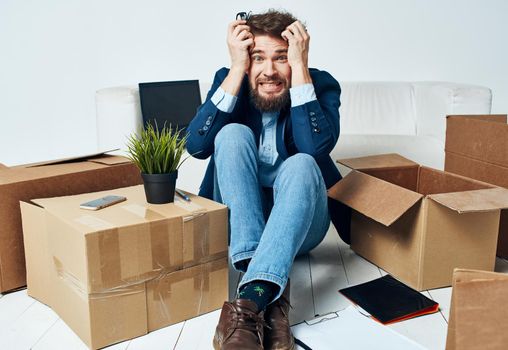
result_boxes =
[227,20,253,73]
[220,20,253,97]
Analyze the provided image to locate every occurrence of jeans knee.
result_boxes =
[214,123,255,152]
[279,153,322,187]
[285,153,317,168]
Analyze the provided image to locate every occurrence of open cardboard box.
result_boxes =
[446,269,508,350]
[20,185,229,349]
[328,153,508,290]
[0,151,142,292]
[445,114,508,257]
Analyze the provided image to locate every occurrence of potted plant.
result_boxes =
[126,123,187,204]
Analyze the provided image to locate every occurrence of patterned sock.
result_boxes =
[238,280,277,311]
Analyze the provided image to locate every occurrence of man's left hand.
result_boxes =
[281,21,310,69]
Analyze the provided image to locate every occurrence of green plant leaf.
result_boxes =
[125,122,187,174]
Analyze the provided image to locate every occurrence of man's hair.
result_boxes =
[246,10,303,37]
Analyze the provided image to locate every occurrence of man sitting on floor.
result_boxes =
[186,9,344,350]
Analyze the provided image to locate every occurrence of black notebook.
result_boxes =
[339,275,439,324]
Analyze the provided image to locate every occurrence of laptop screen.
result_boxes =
[138,80,202,132]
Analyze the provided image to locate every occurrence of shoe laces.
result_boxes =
[232,310,270,332]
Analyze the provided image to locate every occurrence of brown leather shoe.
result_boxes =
[213,299,265,350]
[264,283,295,350]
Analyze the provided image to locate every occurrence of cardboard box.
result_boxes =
[328,154,508,290]
[21,185,228,349]
[0,152,142,292]
[445,114,508,257]
[446,269,508,350]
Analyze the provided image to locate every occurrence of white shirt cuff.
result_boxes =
[211,87,237,113]
[290,83,317,107]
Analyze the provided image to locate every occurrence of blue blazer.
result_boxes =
[186,67,350,241]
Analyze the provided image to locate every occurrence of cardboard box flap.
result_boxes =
[338,153,419,171]
[30,197,68,209]
[328,170,423,226]
[428,187,508,213]
[88,155,130,165]
[23,149,120,168]
[0,163,7,170]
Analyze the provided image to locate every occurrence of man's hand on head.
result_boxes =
[227,19,253,73]
[281,21,309,69]
[220,20,253,96]
[281,20,312,86]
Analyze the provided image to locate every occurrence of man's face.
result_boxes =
[248,34,292,113]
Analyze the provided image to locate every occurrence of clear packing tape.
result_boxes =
[53,196,228,308]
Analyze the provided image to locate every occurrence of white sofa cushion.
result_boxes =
[340,82,417,135]
[332,134,445,170]
[339,82,492,140]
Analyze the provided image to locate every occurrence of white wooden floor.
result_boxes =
[2,225,508,350]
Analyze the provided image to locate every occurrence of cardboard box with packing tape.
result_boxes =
[444,114,508,257]
[20,185,228,349]
[0,151,142,293]
[328,154,508,291]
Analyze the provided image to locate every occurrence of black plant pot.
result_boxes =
[141,171,178,204]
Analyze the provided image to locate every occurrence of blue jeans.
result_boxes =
[213,123,330,301]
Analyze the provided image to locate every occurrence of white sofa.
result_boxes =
[96,81,492,193]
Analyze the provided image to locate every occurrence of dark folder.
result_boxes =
[339,275,439,324]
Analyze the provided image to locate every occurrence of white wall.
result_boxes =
[1,0,507,166]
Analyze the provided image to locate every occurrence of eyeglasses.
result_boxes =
[236,11,252,21]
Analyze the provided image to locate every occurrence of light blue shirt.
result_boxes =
[211,84,317,187]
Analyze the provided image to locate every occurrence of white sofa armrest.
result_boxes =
[95,86,142,152]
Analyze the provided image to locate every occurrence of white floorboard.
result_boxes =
[0,289,35,330]
[337,238,382,286]
[0,301,58,350]
[3,231,508,349]
[428,287,452,322]
[289,254,314,324]
[388,309,448,350]
[174,310,221,350]
[31,318,89,350]
[127,322,183,350]
[308,227,350,317]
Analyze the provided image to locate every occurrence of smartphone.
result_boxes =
[79,195,126,210]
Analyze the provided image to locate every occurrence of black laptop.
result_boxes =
[138,80,202,132]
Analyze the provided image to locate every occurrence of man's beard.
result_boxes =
[249,81,290,113]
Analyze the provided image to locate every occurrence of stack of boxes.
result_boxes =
[20,185,228,349]
[0,152,229,349]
